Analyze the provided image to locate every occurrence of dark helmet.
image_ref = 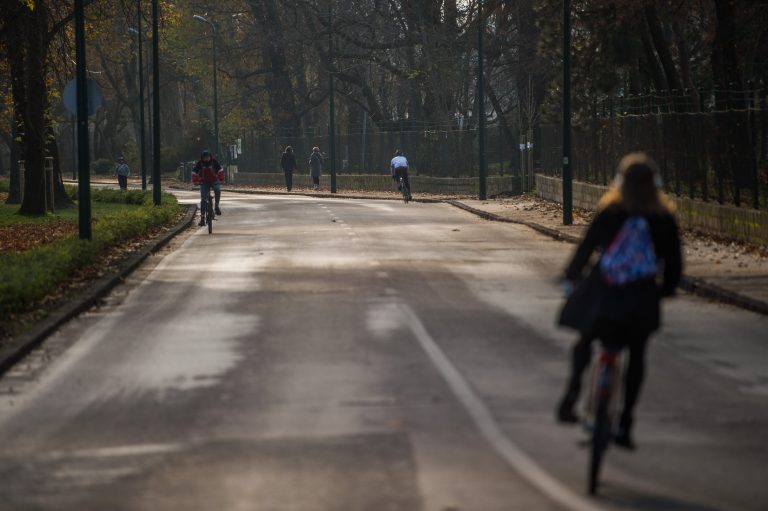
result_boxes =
[201,149,211,158]
[395,149,403,156]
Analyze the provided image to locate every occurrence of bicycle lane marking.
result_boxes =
[399,304,604,511]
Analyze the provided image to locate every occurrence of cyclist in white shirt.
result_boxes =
[390,150,410,193]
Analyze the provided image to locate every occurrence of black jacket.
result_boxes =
[563,203,682,332]
[281,152,297,173]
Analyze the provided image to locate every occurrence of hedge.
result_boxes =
[0,190,180,318]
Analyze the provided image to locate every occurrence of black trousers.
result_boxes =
[312,175,320,187]
[563,321,650,431]
[284,171,293,191]
[392,167,410,191]
[117,175,128,190]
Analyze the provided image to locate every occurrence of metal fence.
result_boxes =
[539,89,768,209]
[230,121,532,184]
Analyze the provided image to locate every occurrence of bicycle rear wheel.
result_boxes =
[588,400,611,495]
[207,195,213,234]
[401,178,410,203]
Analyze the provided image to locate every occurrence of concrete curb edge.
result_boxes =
[168,185,446,204]
[0,204,198,377]
[445,200,768,316]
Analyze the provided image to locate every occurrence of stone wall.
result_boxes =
[535,174,768,244]
[233,172,520,197]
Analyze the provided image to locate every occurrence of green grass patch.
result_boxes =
[0,178,8,193]
[0,190,181,319]
[0,201,139,226]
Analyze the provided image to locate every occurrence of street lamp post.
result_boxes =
[563,0,573,225]
[328,2,337,194]
[128,8,147,190]
[193,15,219,160]
[75,0,92,239]
[151,0,161,205]
[477,0,487,201]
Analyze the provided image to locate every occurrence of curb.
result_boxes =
[169,185,446,204]
[0,205,197,377]
[445,201,768,316]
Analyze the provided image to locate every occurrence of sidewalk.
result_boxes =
[453,196,768,315]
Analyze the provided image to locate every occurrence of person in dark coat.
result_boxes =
[281,146,297,191]
[309,147,323,191]
[556,152,682,449]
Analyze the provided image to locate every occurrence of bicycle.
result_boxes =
[204,187,214,234]
[399,176,411,204]
[585,344,623,495]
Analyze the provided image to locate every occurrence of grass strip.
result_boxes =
[0,190,180,318]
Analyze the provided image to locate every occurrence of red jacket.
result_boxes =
[192,158,224,184]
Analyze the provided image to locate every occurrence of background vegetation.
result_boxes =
[1,1,766,209]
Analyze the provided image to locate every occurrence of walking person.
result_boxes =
[115,155,130,191]
[281,146,297,192]
[309,146,324,191]
[556,152,682,450]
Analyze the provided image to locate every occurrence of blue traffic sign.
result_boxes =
[62,78,103,117]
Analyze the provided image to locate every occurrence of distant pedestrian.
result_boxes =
[115,155,130,191]
[281,146,297,192]
[309,146,324,191]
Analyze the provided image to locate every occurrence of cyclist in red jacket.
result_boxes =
[192,149,224,226]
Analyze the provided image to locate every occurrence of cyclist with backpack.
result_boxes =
[557,153,682,449]
[192,149,224,226]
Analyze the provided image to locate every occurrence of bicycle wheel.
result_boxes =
[207,195,213,234]
[401,179,409,203]
[588,399,611,495]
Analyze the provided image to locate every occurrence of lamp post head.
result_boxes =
[193,14,209,24]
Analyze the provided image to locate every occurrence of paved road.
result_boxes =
[0,191,766,511]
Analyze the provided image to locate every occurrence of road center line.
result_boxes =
[399,304,603,511]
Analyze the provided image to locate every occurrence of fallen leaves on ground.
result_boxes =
[0,221,78,252]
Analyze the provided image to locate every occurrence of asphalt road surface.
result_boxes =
[1,191,766,511]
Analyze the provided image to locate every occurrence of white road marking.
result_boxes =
[399,304,603,511]
[43,443,182,460]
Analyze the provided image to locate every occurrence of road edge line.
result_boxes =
[399,304,603,511]
[0,205,197,377]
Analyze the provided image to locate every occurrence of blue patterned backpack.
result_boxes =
[600,216,657,286]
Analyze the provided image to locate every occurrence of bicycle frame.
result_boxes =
[399,175,410,203]
[586,346,623,495]
[586,350,622,419]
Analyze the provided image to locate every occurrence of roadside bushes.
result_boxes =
[64,186,149,205]
[0,191,181,318]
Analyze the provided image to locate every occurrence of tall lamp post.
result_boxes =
[562,0,573,225]
[477,0,487,201]
[75,0,91,239]
[129,18,147,190]
[151,0,161,205]
[328,2,337,194]
[193,15,220,160]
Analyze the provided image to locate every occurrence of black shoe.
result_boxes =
[613,430,637,451]
[198,218,206,227]
[556,402,579,424]
[215,206,221,216]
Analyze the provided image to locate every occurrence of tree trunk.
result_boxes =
[5,112,22,204]
[12,2,50,215]
[247,0,301,137]
[711,0,757,204]
[644,7,682,94]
